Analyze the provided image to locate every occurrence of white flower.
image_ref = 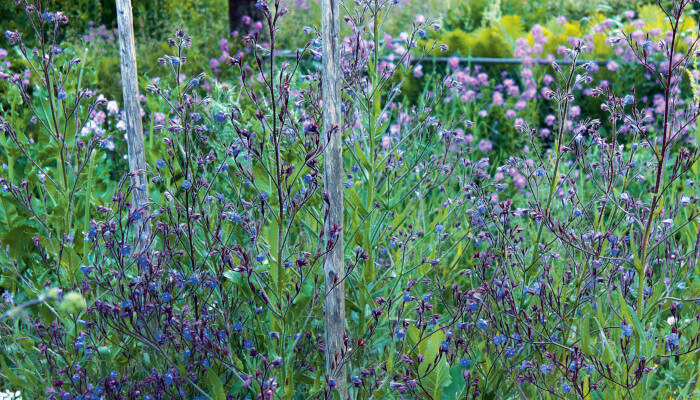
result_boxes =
[116,120,127,131]
[106,100,120,115]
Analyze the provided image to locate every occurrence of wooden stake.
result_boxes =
[115,0,150,251]
[322,0,347,397]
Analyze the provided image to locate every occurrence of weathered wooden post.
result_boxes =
[322,0,347,396]
[115,0,150,251]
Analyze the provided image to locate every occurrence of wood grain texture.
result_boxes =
[115,0,150,251]
[322,0,347,397]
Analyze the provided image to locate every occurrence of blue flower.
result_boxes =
[561,382,571,394]
[183,349,191,358]
[122,300,133,309]
[395,329,405,339]
[668,333,680,347]
[214,111,227,122]
[244,340,253,349]
[80,265,93,275]
[460,358,471,368]
[120,245,131,256]
[623,94,634,105]
[43,12,55,22]
[256,253,266,262]
[156,158,166,168]
[477,319,489,329]
[505,347,516,358]
[344,179,354,188]
[161,292,173,302]
[403,291,413,302]
[621,324,634,337]
[57,89,67,100]
[493,334,507,346]
[190,78,200,86]
[163,371,174,385]
[540,364,550,374]
[182,180,192,189]
[435,224,444,234]
[255,0,265,9]
[572,208,582,218]
[440,341,449,351]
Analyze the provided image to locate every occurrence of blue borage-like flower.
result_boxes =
[621,324,634,337]
[668,333,680,347]
[561,383,571,394]
[493,334,507,346]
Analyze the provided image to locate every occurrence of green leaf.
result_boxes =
[207,368,227,400]
[442,366,467,399]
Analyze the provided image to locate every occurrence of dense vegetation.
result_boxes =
[1,0,700,399]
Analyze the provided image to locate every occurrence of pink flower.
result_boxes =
[557,15,567,24]
[154,112,165,124]
[381,135,392,149]
[543,74,554,85]
[413,64,423,78]
[606,61,619,71]
[545,114,556,126]
[623,10,635,20]
[505,109,516,119]
[492,92,504,107]
[478,140,493,152]
[568,105,581,118]
[513,174,527,188]
[514,100,527,111]
[478,110,488,117]
[448,56,460,70]
[514,118,525,127]
[94,111,106,124]
[241,15,251,25]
